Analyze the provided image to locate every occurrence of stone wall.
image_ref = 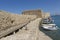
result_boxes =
[0,11,12,31]
[22,10,42,18]
[42,12,50,18]
[0,11,37,38]
[0,11,37,34]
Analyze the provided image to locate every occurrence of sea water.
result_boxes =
[40,15,60,40]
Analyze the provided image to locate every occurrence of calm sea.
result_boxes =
[40,15,60,40]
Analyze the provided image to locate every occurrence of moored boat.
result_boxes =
[42,24,58,30]
[42,17,58,31]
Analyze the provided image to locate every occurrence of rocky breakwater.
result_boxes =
[0,18,52,40]
[0,11,37,38]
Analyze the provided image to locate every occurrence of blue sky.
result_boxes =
[0,0,60,15]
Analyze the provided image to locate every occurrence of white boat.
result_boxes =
[42,17,58,30]
[42,18,54,24]
[42,24,58,30]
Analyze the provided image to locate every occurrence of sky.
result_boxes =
[0,0,60,15]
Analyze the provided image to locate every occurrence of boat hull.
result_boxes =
[42,24,58,31]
